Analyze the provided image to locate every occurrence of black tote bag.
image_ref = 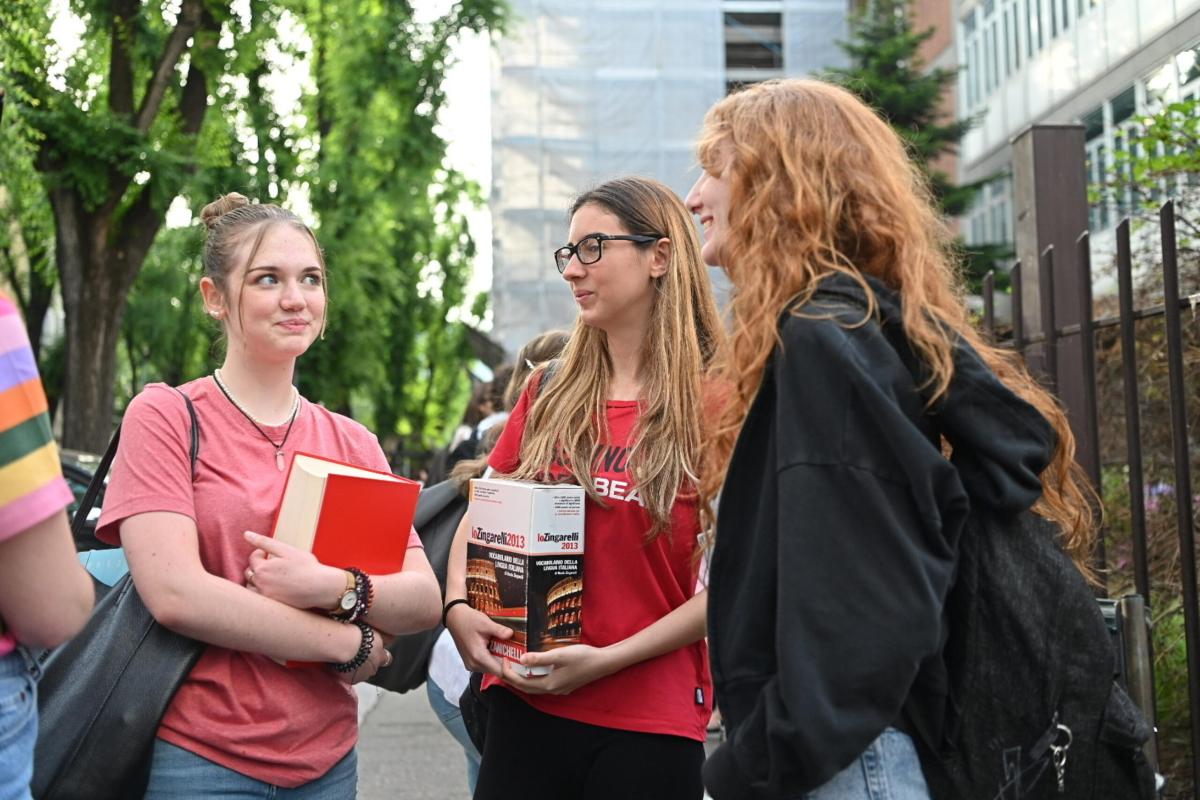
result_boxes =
[32,390,206,800]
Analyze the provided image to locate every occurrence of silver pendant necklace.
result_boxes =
[212,369,300,471]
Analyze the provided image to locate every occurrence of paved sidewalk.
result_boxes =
[357,685,474,800]
[355,684,721,799]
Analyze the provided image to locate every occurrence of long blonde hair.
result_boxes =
[696,79,1096,566]
[507,177,724,537]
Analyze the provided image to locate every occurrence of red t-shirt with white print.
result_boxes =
[483,384,712,742]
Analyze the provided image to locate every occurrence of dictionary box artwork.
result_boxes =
[466,478,585,676]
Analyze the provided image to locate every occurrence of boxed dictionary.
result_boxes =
[466,478,585,676]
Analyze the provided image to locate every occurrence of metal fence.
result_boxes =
[981,128,1199,792]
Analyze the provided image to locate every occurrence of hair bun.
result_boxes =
[200,193,251,231]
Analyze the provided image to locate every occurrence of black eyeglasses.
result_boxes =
[553,233,663,274]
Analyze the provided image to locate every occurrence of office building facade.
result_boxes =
[953,0,1200,248]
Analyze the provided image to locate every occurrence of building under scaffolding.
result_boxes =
[488,1,850,354]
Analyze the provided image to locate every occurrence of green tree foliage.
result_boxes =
[1095,97,1200,260]
[0,92,56,363]
[1,0,505,458]
[827,0,975,215]
[825,0,1006,291]
[117,225,215,407]
[1,0,267,449]
[297,0,504,470]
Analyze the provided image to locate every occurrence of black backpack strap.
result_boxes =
[535,359,560,396]
[69,388,202,536]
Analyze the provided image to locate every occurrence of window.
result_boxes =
[1177,46,1200,88]
[961,9,980,110]
[1024,0,1034,57]
[1051,0,1072,38]
[984,15,997,91]
[1030,0,1043,53]
[988,13,1000,91]
[1002,10,1011,78]
[1086,139,1108,230]
[1009,2,1022,72]
[1145,63,1175,110]
[1111,86,1136,126]
[724,12,783,71]
[723,4,784,94]
[965,177,1014,247]
[1078,65,1199,232]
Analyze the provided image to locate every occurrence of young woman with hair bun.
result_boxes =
[96,192,441,798]
[444,176,723,800]
[688,79,1098,799]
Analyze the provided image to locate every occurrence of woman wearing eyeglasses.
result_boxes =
[443,176,723,800]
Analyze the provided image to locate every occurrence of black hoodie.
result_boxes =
[703,274,1055,799]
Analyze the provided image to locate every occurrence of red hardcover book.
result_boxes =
[270,452,420,575]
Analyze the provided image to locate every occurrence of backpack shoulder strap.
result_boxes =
[535,359,560,397]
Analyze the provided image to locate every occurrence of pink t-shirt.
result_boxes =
[96,377,421,787]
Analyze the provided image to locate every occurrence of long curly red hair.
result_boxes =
[696,79,1097,569]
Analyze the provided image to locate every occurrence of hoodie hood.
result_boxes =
[813,272,1055,514]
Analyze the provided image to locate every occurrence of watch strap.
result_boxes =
[329,570,355,613]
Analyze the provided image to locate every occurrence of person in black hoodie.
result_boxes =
[685,79,1098,799]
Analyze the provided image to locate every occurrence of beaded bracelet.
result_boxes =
[330,621,374,673]
[333,568,374,623]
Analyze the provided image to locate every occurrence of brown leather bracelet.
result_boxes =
[328,569,356,613]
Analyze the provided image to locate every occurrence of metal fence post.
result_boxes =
[1117,594,1160,775]
[1010,123,1102,533]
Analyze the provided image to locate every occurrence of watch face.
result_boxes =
[340,590,357,611]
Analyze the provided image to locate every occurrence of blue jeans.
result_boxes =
[0,650,38,800]
[143,739,357,799]
[425,674,481,794]
[806,728,930,800]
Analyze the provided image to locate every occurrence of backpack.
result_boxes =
[913,499,1157,799]
[828,285,1159,800]
[368,479,467,694]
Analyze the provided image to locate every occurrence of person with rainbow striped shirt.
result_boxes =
[0,293,95,800]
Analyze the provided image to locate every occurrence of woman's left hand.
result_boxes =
[499,644,622,695]
[242,530,343,611]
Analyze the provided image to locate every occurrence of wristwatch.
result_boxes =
[333,570,357,614]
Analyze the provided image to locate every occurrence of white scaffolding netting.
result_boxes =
[490,0,726,355]
[488,0,847,355]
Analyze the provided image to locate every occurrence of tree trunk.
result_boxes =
[51,188,136,453]
[23,260,53,362]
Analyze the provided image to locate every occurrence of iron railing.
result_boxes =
[979,200,1199,787]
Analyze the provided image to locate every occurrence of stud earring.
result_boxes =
[209,309,222,319]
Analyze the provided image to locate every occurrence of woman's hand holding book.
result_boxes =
[242,530,345,611]
[446,602,512,677]
[501,645,620,696]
